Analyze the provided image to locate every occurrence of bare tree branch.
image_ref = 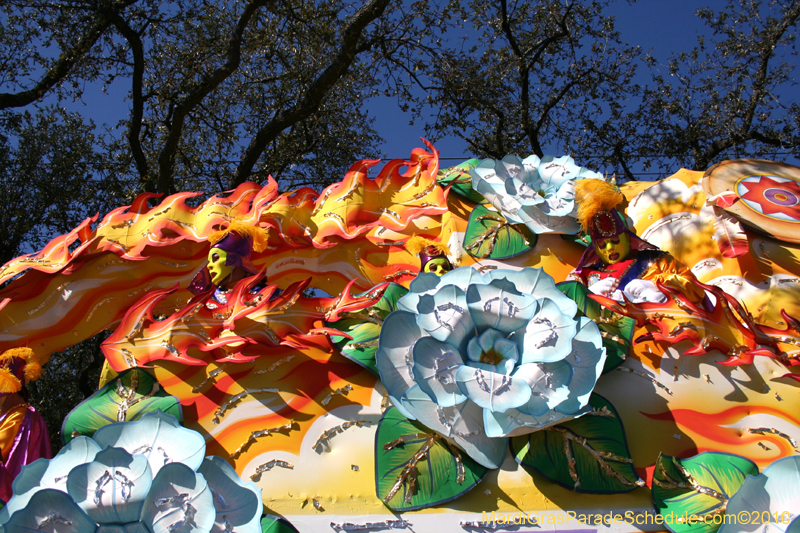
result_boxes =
[155,0,276,193]
[0,0,140,109]
[110,14,149,181]
[231,0,391,187]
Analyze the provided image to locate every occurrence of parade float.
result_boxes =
[0,143,799,532]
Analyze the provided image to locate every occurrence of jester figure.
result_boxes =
[188,222,271,306]
[405,235,454,277]
[0,348,50,502]
[571,179,704,303]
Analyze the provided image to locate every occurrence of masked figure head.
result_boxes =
[574,179,658,269]
[188,222,269,294]
[406,236,453,277]
[0,348,42,401]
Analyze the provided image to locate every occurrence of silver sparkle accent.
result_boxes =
[313,421,373,453]
[210,487,227,509]
[321,385,353,406]
[433,354,456,384]
[330,520,411,531]
[130,445,173,466]
[37,513,72,530]
[502,297,518,317]
[250,459,294,480]
[532,317,557,348]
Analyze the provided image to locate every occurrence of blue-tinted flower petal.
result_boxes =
[721,456,800,533]
[197,456,262,533]
[493,338,519,364]
[497,357,517,376]
[414,285,474,351]
[498,155,525,181]
[412,336,467,408]
[403,388,507,469]
[512,362,572,417]
[455,366,531,413]
[375,311,425,412]
[93,411,205,477]
[483,404,591,438]
[3,489,96,533]
[485,268,577,317]
[520,154,541,179]
[141,463,214,533]
[466,281,538,334]
[97,526,126,533]
[538,155,579,190]
[516,204,581,234]
[554,318,606,415]
[398,270,485,314]
[517,298,577,363]
[67,447,151,525]
[1,437,102,525]
[478,329,503,353]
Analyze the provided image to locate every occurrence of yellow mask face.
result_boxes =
[207,248,233,286]
[423,257,452,277]
[594,233,631,265]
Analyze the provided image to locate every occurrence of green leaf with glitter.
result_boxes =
[261,515,300,533]
[329,284,409,375]
[60,368,182,444]
[652,451,758,533]
[558,280,634,373]
[375,407,487,511]
[464,204,538,259]
[510,393,641,494]
[437,158,485,203]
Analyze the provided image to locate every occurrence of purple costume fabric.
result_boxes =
[0,405,51,502]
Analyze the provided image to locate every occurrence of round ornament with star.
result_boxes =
[702,159,800,243]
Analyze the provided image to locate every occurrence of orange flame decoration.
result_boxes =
[591,278,800,370]
[0,145,443,361]
[102,273,390,372]
[643,405,800,467]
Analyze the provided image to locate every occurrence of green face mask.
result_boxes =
[594,233,631,265]
[423,257,452,277]
[207,248,233,286]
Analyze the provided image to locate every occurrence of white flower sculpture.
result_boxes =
[720,456,800,532]
[471,154,603,234]
[0,412,262,533]
[375,267,607,469]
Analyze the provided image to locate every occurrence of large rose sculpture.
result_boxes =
[376,267,607,469]
[471,154,603,234]
[0,412,262,533]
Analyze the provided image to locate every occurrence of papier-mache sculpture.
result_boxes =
[0,144,799,531]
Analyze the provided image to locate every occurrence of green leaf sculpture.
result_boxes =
[463,204,538,259]
[558,280,635,373]
[652,452,759,533]
[436,158,485,203]
[261,515,300,533]
[511,393,642,493]
[61,368,182,444]
[329,283,408,375]
[375,407,487,511]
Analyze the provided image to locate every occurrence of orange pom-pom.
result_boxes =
[406,235,450,257]
[209,221,270,253]
[575,179,624,234]
[0,368,22,394]
[0,347,35,365]
[24,361,42,383]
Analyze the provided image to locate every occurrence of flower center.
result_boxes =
[480,349,503,366]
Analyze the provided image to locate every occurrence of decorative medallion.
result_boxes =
[702,159,800,243]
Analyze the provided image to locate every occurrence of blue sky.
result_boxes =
[57,1,798,178]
